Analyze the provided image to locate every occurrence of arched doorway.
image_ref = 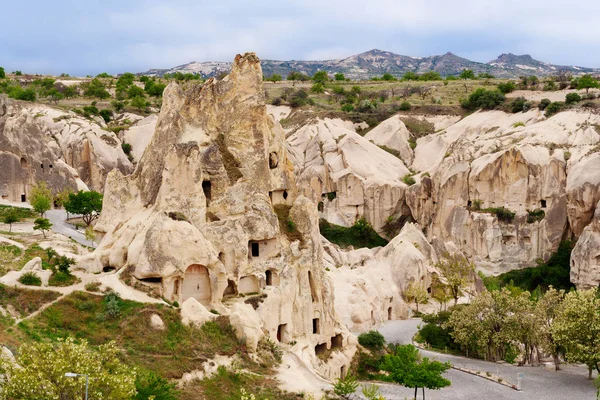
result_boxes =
[182,264,211,306]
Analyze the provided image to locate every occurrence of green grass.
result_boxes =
[320,218,388,249]
[18,271,42,286]
[0,284,60,317]
[0,205,36,220]
[48,271,81,287]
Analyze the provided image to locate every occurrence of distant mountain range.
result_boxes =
[141,49,599,80]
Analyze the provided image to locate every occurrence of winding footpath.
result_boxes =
[363,319,596,400]
[45,209,95,248]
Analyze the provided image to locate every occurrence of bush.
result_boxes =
[133,370,179,400]
[358,330,385,350]
[497,82,516,94]
[509,97,529,113]
[402,174,416,186]
[399,101,411,111]
[565,92,582,104]
[122,143,132,155]
[461,88,505,110]
[341,104,354,112]
[85,281,102,292]
[479,207,515,223]
[527,209,545,223]
[538,98,551,111]
[289,90,312,108]
[311,83,324,93]
[319,218,388,249]
[545,101,564,117]
[18,271,42,286]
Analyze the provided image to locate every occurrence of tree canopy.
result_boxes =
[0,338,137,399]
[576,74,599,93]
[30,181,52,216]
[64,190,103,226]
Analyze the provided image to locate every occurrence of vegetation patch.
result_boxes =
[476,206,516,223]
[527,208,545,223]
[215,134,243,184]
[482,241,574,294]
[0,284,60,317]
[400,116,434,138]
[319,218,388,249]
[273,205,303,244]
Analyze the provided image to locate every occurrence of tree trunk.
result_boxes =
[423,387,425,400]
[589,365,593,380]
[414,386,418,400]
[553,354,560,370]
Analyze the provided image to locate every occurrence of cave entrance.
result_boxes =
[277,323,288,343]
[266,270,273,286]
[388,307,392,320]
[223,279,238,296]
[202,180,212,204]
[540,199,547,208]
[308,271,318,303]
[21,194,26,202]
[182,264,211,306]
[312,318,320,334]
[331,334,343,349]
[340,365,346,379]
[251,242,260,257]
[20,157,27,168]
[315,343,327,356]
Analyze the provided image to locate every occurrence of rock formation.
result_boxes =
[0,95,133,202]
[83,53,355,380]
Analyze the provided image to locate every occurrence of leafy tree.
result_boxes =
[312,70,329,84]
[96,72,111,78]
[478,72,495,79]
[145,81,167,97]
[403,71,419,81]
[8,86,37,102]
[552,288,600,379]
[545,101,564,117]
[361,384,385,400]
[64,190,103,226]
[33,217,52,238]
[382,73,397,81]
[2,207,20,232]
[576,74,599,93]
[265,74,282,82]
[63,85,78,98]
[133,370,179,400]
[358,330,386,350]
[419,71,442,81]
[538,98,551,111]
[0,67,5,79]
[0,337,136,399]
[54,188,73,210]
[332,374,359,399]
[404,282,429,313]
[286,71,310,81]
[83,78,110,99]
[435,253,475,305]
[334,73,346,81]
[131,95,147,111]
[13,70,22,76]
[85,225,97,246]
[99,109,112,123]
[380,344,450,400]
[459,69,475,79]
[47,88,64,104]
[535,287,565,370]
[112,100,126,112]
[127,85,145,99]
[30,181,52,216]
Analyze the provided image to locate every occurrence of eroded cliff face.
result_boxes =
[84,53,355,380]
[282,106,600,283]
[0,95,133,201]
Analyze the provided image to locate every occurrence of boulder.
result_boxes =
[181,298,216,327]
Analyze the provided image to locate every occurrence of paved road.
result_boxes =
[46,209,95,248]
[358,319,597,400]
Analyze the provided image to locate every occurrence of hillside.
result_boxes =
[142,49,600,79]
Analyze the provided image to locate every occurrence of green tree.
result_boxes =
[83,78,110,99]
[382,73,397,81]
[380,344,450,400]
[96,72,111,78]
[332,374,359,399]
[404,282,429,313]
[0,67,5,79]
[461,88,505,110]
[47,88,64,104]
[266,74,282,82]
[2,207,20,232]
[127,85,145,99]
[131,95,147,111]
[312,70,329,84]
[334,73,346,81]
[576,74,599,93]
[459,69,475,79]
[63,85,78,98]
[85,225,97,246]
[33,217,52,238]
[535,287,565,370]
[64,190,103,226]
[435,253,475,305]
[30,181,52,216]
[497,82,516,94]
[287,71,310,81]
[552,288,600,379]
[403,71,419,81]
[0,338,136,399]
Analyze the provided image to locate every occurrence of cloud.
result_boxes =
[0,0,598,75]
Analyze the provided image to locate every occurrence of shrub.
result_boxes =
[538,98,551,111]
[399,101,411,111]
[358,330,385,350]
[341,104,354,112]
[545,101,564,117]
[270,97,282,106]
[99,109,112,123]
[312,71,329,84]
[122,143,132,155]
[497,82,516,94]
[479,207,515,223]
[319,218,388,249]
[18,271,42,286]
[565,92,582,104]
[334,73,345,81]
[418,323,455,349]
[289,90,312,108]
[133,370,179,400]
[509,97,529,113]
[85,281,102,292]
[461,88,505,110]
[402,174,416,186]
[527,209,545,223]
[311,83,325,93]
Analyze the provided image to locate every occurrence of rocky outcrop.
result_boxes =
[0,95,133,202]
[571,200,600,289]
[83,53,355,380]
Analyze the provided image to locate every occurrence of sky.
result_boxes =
[0,0,599,76]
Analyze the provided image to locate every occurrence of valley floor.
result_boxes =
[366,319,596,399]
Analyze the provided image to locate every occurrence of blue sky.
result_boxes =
[0,0,598,76]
